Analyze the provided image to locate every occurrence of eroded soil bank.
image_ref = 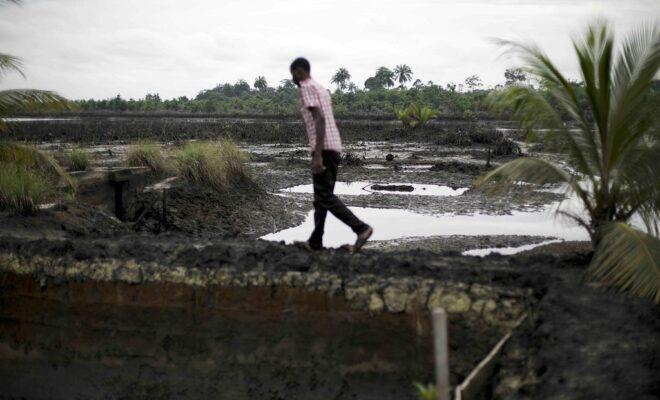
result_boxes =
[0,235,528,400]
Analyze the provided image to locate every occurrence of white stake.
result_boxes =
[432,308,451,400]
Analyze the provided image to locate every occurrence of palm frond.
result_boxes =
[475,157,594,217]
[0,53,25,78]
[493,39,603,177]
[0,89,71,115]
[608,24,660,170]
[586,222,660,304]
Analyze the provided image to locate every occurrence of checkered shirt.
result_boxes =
[299,78,342,153]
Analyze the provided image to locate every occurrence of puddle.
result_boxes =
[2,117,78,122]
[280,182,468,197]
[144,176,178,192]
[462,239,564,257]
[261,202,590,249]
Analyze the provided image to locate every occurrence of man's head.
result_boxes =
[290,57,310,86]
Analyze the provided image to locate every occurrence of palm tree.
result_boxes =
[478,21,660,303]
[253,76,268,91]
[0,54,68,131]
[394,64,413,88]
[375,67,395,88]
[331,67,351,91]
[1,0,74,203]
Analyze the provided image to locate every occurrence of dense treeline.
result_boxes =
[74,82,491,118]
[71,67,660,119]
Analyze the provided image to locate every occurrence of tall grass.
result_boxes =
[0,141,74,189]
[0,166,52,213]
[66,148,91,171]
[0,141,74,213]
[125,141,169,173]
[174,140,248,191]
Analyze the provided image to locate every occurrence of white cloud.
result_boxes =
[0,0,657,99]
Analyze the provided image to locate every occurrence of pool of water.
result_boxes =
[280,182,469,197]
[260,199,590,249]
[462,239,564,257]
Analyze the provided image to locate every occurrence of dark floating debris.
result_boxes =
[370,184,415,192]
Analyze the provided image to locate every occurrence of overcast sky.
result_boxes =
[0,0,658,100]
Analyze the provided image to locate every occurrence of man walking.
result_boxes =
[290,57,373,252]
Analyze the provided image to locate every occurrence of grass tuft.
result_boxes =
[125,141,170,173]
[66,148,91,171]
[0,166,52,213]
[0,141,74,189]
[174,140,248,191]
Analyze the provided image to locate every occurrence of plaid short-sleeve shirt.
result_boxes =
[299,78,342,153]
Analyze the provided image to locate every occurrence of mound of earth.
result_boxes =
[131,178,307,238]
[0,203,128,240]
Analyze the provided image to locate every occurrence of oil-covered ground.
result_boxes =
[0,118,658,399]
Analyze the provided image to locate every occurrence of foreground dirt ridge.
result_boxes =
[0,235,658,400]
[0,243,528,323]
[0,235,532,399]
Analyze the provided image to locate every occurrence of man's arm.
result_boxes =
[310,106,326,174]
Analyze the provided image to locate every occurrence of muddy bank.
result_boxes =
[493,255,660,400]
[0,176,306,241]
[131,179,307,238]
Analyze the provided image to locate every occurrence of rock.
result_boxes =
[471,298,497,315]
[406,283,432,313]
[368,293,384,313]
[426,287,445,311]
[385,154,395,161]
[438,292,472,314]
[345,281,380,309]
[383,286,407,313]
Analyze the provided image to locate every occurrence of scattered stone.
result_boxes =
[426,287,445,311]
[383,285,408,313]
[368,293,384,313]
[405,282,433,313]
[437,292,472,314]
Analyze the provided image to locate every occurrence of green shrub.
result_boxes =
[395,103,437,129]
[174,140,248,191]
[125,141,169,173]
[66,148,91,171]
[413,382,437,400]
[0,166,52,213]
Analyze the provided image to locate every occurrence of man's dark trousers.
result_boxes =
[308,150,369,249]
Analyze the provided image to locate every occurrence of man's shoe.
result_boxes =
[352,226,373,254]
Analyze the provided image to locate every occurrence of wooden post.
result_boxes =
[432,308,451,400]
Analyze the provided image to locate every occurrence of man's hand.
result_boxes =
[312,153,325,174]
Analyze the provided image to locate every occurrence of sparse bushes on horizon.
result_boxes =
[174,140,248,191]
[125,141,170,173]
